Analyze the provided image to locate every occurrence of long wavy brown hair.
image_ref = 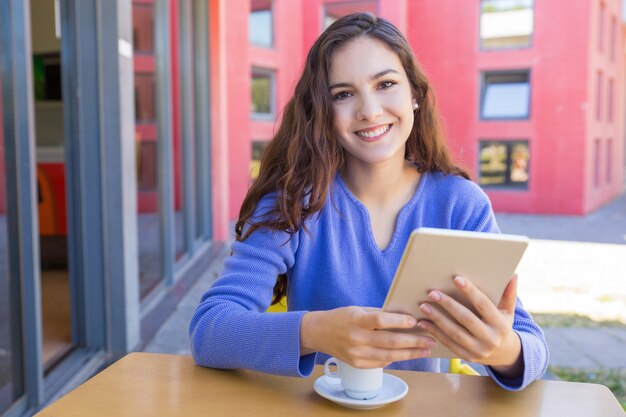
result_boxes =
[236,13,469,305]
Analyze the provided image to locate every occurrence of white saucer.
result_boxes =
[313,373,409,410]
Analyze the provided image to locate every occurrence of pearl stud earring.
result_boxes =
[412,100,419,111]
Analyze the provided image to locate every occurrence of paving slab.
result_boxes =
[544,327,626,369]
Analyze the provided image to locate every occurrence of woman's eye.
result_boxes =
[332,91,352,101]
[379,80,397,89]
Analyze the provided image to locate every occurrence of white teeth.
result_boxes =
[356,124,390,138]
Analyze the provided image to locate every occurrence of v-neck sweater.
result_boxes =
[190,171,549,391]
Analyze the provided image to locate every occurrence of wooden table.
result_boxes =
[35,352,624,416]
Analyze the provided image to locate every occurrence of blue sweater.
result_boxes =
[190,171,549,391]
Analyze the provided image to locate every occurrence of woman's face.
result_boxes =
[328,37,414,169]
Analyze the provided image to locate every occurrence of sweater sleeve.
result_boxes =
[458,182,550,390]
[485,299,550,391]
[189,199,317,377]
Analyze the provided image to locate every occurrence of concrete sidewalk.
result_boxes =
[146,188,626,373]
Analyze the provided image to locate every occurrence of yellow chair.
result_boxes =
[267,297,479,376]
[449,358,480,376]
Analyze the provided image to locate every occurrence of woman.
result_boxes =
[190,13,548,391]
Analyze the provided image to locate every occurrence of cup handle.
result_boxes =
[324,358,340,379]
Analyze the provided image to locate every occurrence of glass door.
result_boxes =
[31,0,74,372]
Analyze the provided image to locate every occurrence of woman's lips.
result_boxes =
[354,124,392,142]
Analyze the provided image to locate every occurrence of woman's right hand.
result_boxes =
[300,306,437,368]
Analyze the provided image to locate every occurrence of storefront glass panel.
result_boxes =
[134,1,165,298]
[0,42,25,416]
[32,0,75,371]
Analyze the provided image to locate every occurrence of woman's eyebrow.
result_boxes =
[329,69,399,90]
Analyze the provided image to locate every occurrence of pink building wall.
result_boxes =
[408,0,624,215]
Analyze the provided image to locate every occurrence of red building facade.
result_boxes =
[408,0,624,214]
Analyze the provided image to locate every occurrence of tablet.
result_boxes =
[382,227,529,358]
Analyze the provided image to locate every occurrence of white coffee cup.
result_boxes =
[323,357,383,400]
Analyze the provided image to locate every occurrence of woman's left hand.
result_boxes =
[416,274,523,378]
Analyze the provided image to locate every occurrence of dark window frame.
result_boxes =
[250,139,270,182]
[478,139,531,190]
[250,67,276,120]
[479,0,535,51]
[249,0,274,49]
[479,70,531,120]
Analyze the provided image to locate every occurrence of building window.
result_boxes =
[251,140,269,181]
[251,68,275,118]
[596,70,603,121]
[323,1,378,29]
[480,71,530,119]
[594,139,601,188]
[598,2,605,52]
[480,0,533,50]
[479,140,530,188]
[606,139,613,184]
[250,0,273,48]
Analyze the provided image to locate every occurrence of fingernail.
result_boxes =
[426,340,437,348]
[454,276,466,287]
[419,303,432,315]
[428,291,441,301]
[417,321,427,329]
[407,317,417,327]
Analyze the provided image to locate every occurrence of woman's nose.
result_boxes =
[356,93,383,121]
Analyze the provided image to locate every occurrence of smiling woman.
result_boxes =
[190,12,548,393]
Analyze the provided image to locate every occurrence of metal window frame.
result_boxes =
[0,1,44,413]
[478,0,535,52]
[179,0,196,259]
[249,0,274,48]
[479,69,532,121]
[250,66,276,120]
[154,0,176,285]
[194,0,213,241]
[477,139,530,191]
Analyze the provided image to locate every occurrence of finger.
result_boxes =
[419,302,480,353]
[360,311,417,330]
[417,320,475,361]
[425,290,490,341]
[452,276,500,324]
[365,329,437,350]
[344,346,434,368]
[497,274,518,314]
